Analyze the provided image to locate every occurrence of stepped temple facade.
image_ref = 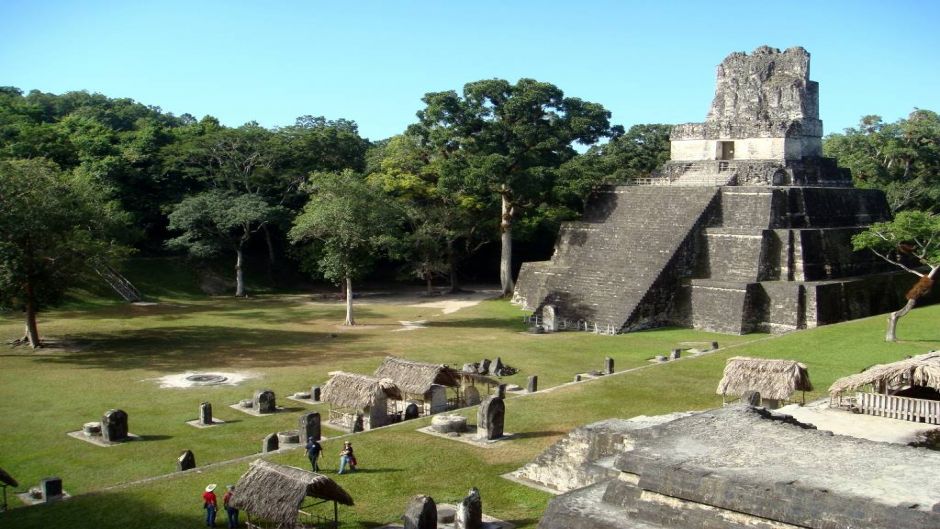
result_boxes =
[513,46,917,335]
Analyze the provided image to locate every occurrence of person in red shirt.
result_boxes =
[223,484,239,528]
[202,483,218,527]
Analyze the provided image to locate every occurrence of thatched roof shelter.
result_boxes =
[829,351,940,396]
[716,357,813,401]
[321,371,400,409]
[373,356,498,395]
[230,460,353,527]
[0,467,17,487]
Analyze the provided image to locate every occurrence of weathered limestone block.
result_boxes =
[101,409,128,443]
[742,390,761,407]
[527,375,538,393]
[277,430,300,445]
[310,385,321,401]
[431,415,468,434]
[455,487,483,529]
[299,412,321,441]
[82,422,101,437]
[542,304,558,332]
[254,390,276,413]
[479,359,491,375]
[40,477,63,501]
[199,402,212,425]
[352,413,364,433]
[403,495,437,529]
[262,433,278,453]
[496,384,507,399]
[404,402,420,420]
[477,396,505,440]
[463,386,481,406]
[604,357,614,375]
[177,450,196,471]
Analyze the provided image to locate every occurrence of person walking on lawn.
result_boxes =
[223,484,238,528]
[305,436,322,472]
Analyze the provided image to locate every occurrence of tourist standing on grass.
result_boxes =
[305,436,322,472]
[202,483,218,527]
[338,441,356,474]
[223,484,238,528]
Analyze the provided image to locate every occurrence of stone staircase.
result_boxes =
[515,186,719,332]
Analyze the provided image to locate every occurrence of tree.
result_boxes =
[852,210,940,341]
[166,190,281,296]
[0,159,129,348]
[289,170,402,325]
[368,133,489,294]
[413,79,615,295]
[825,110,940,212]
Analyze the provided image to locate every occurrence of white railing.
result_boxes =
[856,392,940,424]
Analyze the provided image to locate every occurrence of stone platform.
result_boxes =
[185,418,226,429]
[379,503,514,529]
[66,431,141,447]
[416,425,514,448]
[527,406,940,529]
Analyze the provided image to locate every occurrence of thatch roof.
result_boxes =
[0,467,17,487]
[230,460,353,526]
[716,357,813,400]
[373,356,499,395]
[373,356,458,394]
[829,351,940,396]
[321,371,400,409]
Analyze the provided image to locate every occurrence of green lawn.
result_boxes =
[1,278,938,529]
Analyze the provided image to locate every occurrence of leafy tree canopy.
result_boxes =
[825,110,940,212]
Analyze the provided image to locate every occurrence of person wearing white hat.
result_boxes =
[202,484,218,527]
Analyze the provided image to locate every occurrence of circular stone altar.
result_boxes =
[277,430,300,444]
[184,374,229,386]
[431,415,468,434]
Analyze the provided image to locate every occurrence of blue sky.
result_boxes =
[1,0,937,141]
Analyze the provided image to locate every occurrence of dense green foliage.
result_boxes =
[3,84,933,304]
[0,159,129,345]
[825,110,940,212]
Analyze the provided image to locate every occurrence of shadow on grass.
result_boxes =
[137,435,173,442]
[428,318,524,331]
[29,326,367,371]
[511,430,566,440]
[339,467,402,474]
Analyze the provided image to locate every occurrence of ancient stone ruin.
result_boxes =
[455,487,483,529]
[299,412,321,441]
[477,396,505,441]
[254,389,276,414]
[403,495,437,529]
[177,450,195,471]
[101,409,129,443]
[514,46,917,335]
[199,402,212,425]
[526,405,940,529]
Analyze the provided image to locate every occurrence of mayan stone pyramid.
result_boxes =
[513,46,916,335]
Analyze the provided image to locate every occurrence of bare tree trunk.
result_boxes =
[262,224,277,285]
[344,277,355,326]
[235,247,245,297]
[886,298,916,342]
[499,193,514,296]
[447,240,461,294]
[24,282,41,348]
[426,272,433,296]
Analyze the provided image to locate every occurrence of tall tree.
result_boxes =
[166,190,281,296]
[825,110,940,212]
[289,170,402,325]
[413,79,615,295]
[368,133,488,294]
[852,210,940,342]
[0,159,129,347]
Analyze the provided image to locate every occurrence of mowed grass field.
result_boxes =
[2,260,939,528]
